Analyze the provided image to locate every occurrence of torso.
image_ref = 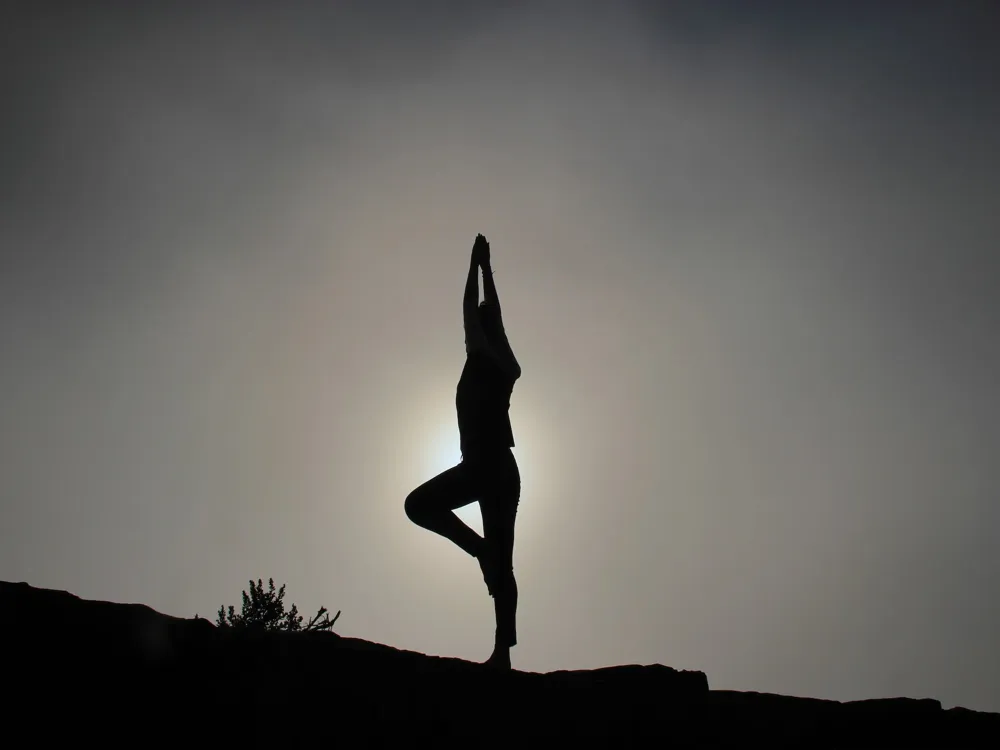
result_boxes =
[456,351,516,456]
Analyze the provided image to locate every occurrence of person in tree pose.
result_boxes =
[405,233,522,670]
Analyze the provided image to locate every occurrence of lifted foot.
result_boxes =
[477,545,501,597]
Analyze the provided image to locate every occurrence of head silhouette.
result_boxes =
[479,301,505,345]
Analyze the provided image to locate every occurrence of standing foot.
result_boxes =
[483,646,511,671]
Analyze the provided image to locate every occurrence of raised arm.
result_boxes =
[477,236,521,380]
[464,247,480,311]
[481,255,501,311]
[463,236,489,354]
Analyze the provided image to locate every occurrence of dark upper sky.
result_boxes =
[2,1,999,711]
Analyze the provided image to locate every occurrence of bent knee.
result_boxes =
[404,489,426,524]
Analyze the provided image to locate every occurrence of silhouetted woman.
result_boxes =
[405,233,522,670]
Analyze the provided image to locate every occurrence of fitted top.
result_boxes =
[456,351,515,455]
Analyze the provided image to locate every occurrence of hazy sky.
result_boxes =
[3,1,999,712]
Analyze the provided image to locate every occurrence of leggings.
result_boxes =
[404,446,520,648]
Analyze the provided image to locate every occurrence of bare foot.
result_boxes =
[483,647,511,671]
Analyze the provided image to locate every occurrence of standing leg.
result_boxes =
[404,462,484,559]
[479,452,520,667]
[482,499,518,646]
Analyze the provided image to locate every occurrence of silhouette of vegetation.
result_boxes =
[213,578,340,633]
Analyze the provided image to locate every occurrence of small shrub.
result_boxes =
[214,578,340,633]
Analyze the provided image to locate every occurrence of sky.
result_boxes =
[2,0,999,712]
